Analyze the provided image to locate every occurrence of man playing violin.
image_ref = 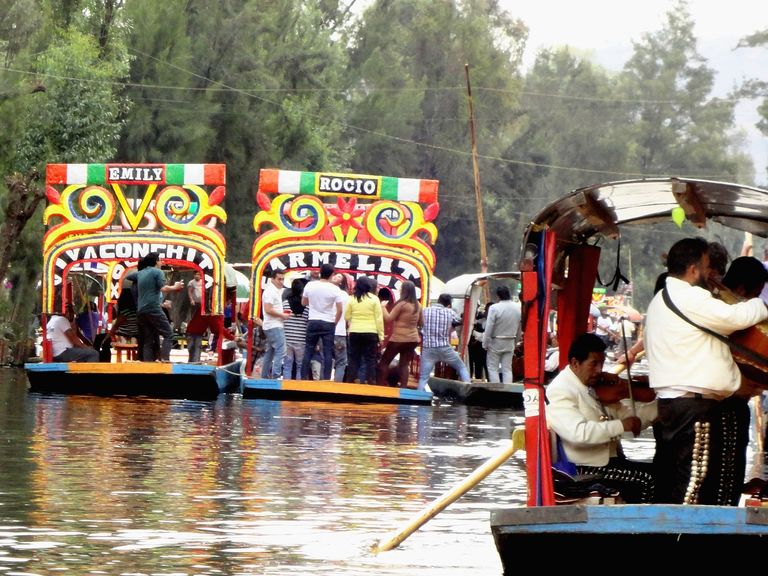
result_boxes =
[645,238,768,505]
[546,333,658,503]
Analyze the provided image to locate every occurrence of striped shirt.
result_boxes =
[283,300,309,348]
[421,304,459,348]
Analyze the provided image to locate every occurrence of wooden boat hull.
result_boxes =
[240,377,433,405]
[25,361,239,400]
[491,505,768,569]
[428,376,523,408]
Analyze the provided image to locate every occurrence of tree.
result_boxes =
[0,1,129,351]
[347,0,529,277]
[737,28,768,181]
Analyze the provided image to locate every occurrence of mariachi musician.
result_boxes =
[546,333,657,503]
[645,238,768,506]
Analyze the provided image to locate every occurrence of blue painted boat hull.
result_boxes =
[491,504,768,569]
[25,362,226,400]
[241,377,433,405]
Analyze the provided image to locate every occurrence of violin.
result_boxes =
[592,371,656,404]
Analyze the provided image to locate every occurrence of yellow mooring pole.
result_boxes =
[371,427,526,554]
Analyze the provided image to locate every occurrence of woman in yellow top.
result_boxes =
[344,276,385,384]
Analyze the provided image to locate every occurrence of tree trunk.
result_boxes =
[0,170,42,290]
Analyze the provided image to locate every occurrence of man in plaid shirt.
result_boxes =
[418,293,471,391]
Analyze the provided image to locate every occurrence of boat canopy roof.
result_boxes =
[528,177,768,248]
[443,271,520,300]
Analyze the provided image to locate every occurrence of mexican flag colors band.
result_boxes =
[258,168,439,203]
[46,164,226,186]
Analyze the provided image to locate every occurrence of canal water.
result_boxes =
[0,368,530,575]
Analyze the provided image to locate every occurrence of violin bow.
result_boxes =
[619,318,636,416]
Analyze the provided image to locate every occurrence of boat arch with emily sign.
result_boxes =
[242,168,439,404]
[491,177,768,568]
[25,163,235,399]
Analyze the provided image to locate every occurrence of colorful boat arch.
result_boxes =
[42,163,228,317]
[248,168,440,370]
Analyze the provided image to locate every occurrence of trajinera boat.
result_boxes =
[25,162,238,399]
[491,177,768,568]
[427,270,523,408]
[240,168,438,405]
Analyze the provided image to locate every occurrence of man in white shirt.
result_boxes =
[547,333,657,503]
[331,273,350,382]
[47,304,100,362]
[261,269,290,378]
[645,237,768,504]
[301,263,344,380]
[482,285,521,383]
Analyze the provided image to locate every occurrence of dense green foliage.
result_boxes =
[0,0,765,342]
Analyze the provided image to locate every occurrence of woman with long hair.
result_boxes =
[344,276,384,384]
[377,280,422,387]
[283,278,309,379]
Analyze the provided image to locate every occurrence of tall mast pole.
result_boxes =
[465,63,489,276]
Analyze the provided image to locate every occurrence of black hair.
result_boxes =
[496,285,512,300]
[437,293,452,307]
[567,333,606,362]
[378,286,393,303]
[708,242,730,278]
[319,263,335,279]
[143,252,159,268]
[354,276,374,302]
[653,272,668,295]
[287,278,306,315]
[666,237,709,277]
[722,256,768,298]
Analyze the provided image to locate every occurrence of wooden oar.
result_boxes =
[371,427,526,554]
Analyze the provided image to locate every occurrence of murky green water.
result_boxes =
[0,368,528,575]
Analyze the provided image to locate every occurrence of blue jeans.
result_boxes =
[333,335,348,382]
[187,334,203,362]
[283,342,304,380]
[418,346,471,391]
[302,320,335,380]
[261,327,286,378]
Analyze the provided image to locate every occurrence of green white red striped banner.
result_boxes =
[46,164,226,186]
[258,169,439,203]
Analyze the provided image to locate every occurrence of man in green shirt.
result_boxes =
[130,252,184,361]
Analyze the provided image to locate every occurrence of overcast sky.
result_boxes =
[504,0,768,182]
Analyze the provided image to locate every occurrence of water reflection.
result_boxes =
[0,368,527,575]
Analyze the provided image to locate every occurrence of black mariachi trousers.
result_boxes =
[653,396,746,505]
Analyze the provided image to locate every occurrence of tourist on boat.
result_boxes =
[594,306,612,347]
[187,270,203,319]
[468,304,489,381]
[378,287,395,346]
[261,269,291,379]
[544,332,560,383]
[224,262,239,335]
[282,278,309,379]
[546,332,657,503]
[129,252,185,362]
[301,263,344,380]
[331,273,350,382]
[645,237,768,505]
[377,280,423,387]
[482,285,521,384]
[186,309,236,363]
[344,276,384,385]
[417,293,471,391]
[107,285,138,347]
[76,302,101,344]
[46,303,100,362]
